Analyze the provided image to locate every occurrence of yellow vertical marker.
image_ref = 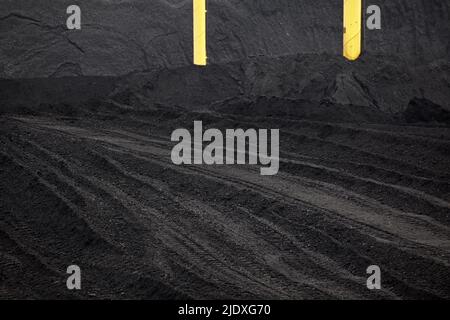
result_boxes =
[193,0,207,66]
[343,0,362,60]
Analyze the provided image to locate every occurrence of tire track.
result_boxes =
[3,116,450,299]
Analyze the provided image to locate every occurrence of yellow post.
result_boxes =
[343,0,362,60]
[193,0,207,66]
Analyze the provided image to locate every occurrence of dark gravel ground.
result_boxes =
[1,101,449,299]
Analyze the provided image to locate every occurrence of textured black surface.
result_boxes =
[1,0,449,77]
[0,1,450,299]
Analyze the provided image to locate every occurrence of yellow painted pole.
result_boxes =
[193,0,207,66]
[343,0,362,60]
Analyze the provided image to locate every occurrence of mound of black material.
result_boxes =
[404,98,450,124]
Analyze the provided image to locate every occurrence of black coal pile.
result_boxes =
[1,0,450,300]
[1,0,449,77]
